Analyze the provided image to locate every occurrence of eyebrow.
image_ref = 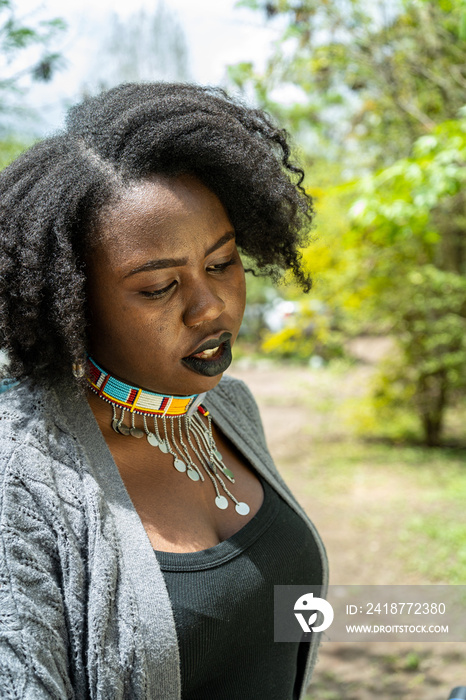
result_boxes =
[124,231,236,278]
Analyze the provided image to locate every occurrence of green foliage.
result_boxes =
[0,1,66,125]
[371,267,466,446]
[343,389,423,444]
[233,1,466,445]
[232,0,466,168]
[402,652,421,672]
[0,136,29,168]
[345,116,466,306]
[400,513,466,583]
[347,118,466,445]
[261,300,345,362]
[282,116,466,445]
[0,4,65,57]
[351,114,466,269]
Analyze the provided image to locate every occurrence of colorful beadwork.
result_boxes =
[85,355,250,517]
[87,356,200,417]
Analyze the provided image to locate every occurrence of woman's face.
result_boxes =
[86,174,246,396]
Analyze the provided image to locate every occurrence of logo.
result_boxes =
[294,592,334,633]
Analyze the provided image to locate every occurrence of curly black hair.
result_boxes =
[0,82,314,383]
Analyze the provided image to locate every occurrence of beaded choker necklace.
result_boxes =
[86,356,250,516]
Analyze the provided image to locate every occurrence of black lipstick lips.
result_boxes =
[186,331,232,357]
[182,332,233,377]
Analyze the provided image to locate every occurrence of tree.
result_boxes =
[0,0,66,131]
[85,2,189,94]
[348,115,466,445]
[231,0,466,169]
[231,0,466,445]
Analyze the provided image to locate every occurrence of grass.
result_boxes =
[399,514,466,583]
[293,440,466,583]
[243,358,466,585]
[233,358,466,697]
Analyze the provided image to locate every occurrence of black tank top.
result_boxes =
[154,476,322,700]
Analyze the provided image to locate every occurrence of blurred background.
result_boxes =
[1,0,465,696]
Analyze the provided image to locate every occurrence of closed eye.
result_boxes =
[140,280,177,298]
[140,259,236,298]
[207,259,236,273]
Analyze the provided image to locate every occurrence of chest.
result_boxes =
[104,420,265,552]
[155,477,323,700]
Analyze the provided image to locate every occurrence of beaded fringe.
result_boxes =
[86,355,250,515]
[109,403,250,515]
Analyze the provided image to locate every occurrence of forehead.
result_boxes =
[92,174,233,266]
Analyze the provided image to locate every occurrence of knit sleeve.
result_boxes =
[209,374,272,456]
[0,443,76,699]
[228,377,268,447]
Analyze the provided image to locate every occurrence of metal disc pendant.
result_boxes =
[235,502,250,516]
[130,427,144,438]
[118,423,130,436]
[147,433,159,447]
[187,468,200,481]
[158,441,169,454]
[111,419,120,434]
[215,495,228,510]
[174,458,186,473]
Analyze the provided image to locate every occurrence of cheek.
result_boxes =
[232,268,247,314]
[86,283,140,348]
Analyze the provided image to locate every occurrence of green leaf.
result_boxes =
[459,10,466,39]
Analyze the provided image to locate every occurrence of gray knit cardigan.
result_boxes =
[0,373,328,699]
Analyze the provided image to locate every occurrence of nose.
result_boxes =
[182,281,226,328]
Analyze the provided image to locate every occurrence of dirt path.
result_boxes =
[226,362,466,700]
[227,363,402,584]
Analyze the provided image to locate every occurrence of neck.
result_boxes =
[85,357,249,516]
[86,355,206,418]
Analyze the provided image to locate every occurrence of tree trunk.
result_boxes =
[418,372,447,447]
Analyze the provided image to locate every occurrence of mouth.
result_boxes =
[181,331,233,377]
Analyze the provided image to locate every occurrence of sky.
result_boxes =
[13,0,281,135]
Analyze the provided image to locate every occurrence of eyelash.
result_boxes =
[208,259,236,274]
[140,259,236,299]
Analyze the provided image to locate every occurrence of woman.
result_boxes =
[0,83,327,699]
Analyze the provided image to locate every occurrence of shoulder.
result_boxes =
[0,384,90,698]
[0,379,86,514]
[0,379,48,453]
[205,373,267,446]
[209,373,255,404]
[0,379,62,454]
[209,373,262,420]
